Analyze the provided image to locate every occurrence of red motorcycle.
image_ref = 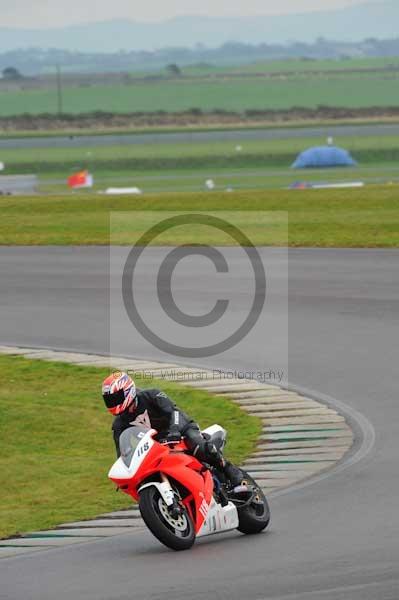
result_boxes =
[108,424,270,550]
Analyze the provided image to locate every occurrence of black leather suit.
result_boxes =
[112,388,241,484]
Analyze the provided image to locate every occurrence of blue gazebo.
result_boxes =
[292,146,356,169]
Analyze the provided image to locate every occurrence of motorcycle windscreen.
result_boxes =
[119,426,149,467]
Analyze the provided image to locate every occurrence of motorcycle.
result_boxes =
[108,424,270,550]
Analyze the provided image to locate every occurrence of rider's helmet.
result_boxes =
[102,371,137,416]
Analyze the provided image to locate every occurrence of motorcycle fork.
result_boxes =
[160,473,184,518]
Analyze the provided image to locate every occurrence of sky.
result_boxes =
[0,0,375,28]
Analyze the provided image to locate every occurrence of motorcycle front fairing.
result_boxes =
[108,426,161,493]
[108,426,214,532]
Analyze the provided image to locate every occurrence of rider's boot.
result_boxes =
[223,461,247,489]
[202,440,247,489]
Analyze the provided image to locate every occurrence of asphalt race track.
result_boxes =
[1,247,398,600]
[1,123,398,149]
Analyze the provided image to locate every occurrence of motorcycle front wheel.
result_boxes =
[139,486,195,551]
[236,471,270,535]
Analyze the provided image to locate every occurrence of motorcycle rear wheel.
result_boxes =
[139,486,196,551]
[236,471,270,535]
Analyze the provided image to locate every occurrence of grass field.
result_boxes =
[1,56,399,116]
[1,189,398,247]
[2,135,399,178]
[0,354,260,539]
[183,57,399,76]
[36,166,399,196]
[119,57,399,78]
[1,132,398,195]
[3,117,399,140]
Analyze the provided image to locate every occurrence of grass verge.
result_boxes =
[2,117,399,139]
[36,164,399,196]
[2,135,399,175]
[0,354,261,539]
[1,188,399,247]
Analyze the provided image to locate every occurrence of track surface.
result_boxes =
[0,123,398,149]
[1,247,398,599]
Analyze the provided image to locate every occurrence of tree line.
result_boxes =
[1,37,399,77]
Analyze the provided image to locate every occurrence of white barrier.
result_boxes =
[103,187,142,195]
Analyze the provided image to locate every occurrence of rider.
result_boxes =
[102,371,245,489]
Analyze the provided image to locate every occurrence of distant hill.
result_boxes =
[0,0,397,53]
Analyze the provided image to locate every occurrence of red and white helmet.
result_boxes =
[102,371,137,416]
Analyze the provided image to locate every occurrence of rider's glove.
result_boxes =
[166,428,182,444]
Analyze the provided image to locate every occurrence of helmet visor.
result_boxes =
[103,388,126,409]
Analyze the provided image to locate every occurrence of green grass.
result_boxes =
[183,57,399,76]
[35,164,399,196]
[3,117,399,141]
[1,56,399,121]
[2,132,398,197]
[2,135,399,176]
[1,71,399,116]
[1,189,399,247]
[131,57,399,78]
[0,354,260,539]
